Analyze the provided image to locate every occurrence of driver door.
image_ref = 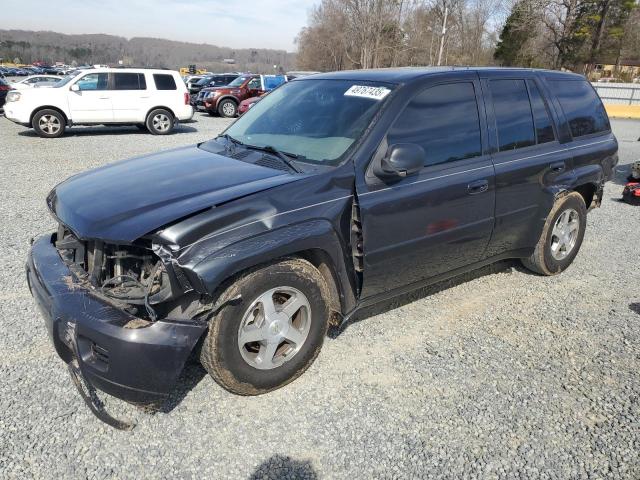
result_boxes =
[67,72,113,123]
[356,75,496,299]
[246,76,264,97]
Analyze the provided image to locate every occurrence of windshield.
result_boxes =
[228,76,250,87]
[196,76,213,85]
[216,79,394,165]
[53,75,75,88]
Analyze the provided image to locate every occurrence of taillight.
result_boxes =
[184,92,189,105]
[0,85,10,91]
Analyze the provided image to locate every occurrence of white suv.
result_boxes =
[3,68,193,138]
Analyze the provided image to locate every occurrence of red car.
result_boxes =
[238,95,263,115]
[203,74,286,117]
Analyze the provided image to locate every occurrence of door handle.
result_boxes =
[467,179,489,195]
[98,96,110,100]
[550,161,565,173]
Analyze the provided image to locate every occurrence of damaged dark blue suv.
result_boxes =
[27,67,617,427]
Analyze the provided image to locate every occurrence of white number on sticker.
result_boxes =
[344,85,391,100]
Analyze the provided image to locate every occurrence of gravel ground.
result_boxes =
[0,115,638,479]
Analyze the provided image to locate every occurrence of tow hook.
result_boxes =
[65,323,136,430]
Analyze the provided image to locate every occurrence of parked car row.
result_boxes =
[0,65,72,77]
[10,75,62,89]
[193,74,287,117]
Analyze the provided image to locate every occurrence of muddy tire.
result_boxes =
[200,258,330,395]
[521,192,587,275]
[32,109,65,138]
[145,108,174,135]
[217,98,238,118]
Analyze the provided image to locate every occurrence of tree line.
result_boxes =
[295,0,639,75]
[0,30,295,73]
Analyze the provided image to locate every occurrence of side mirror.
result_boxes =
[70,84,80,92]
[374,143,425,179]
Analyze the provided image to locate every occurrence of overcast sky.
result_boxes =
[2,0,317,51]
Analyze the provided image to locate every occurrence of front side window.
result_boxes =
[387,82,482,166]
[228,76,249,87]
[247,78,262,90]
[209,79,394,165]
[113,72,146,90]
[76,73,108,91]
[153,74,177,90]
[490,79,535,151]
[549,80,610,138]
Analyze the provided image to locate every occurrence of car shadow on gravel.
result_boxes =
[249,455,317,480]
[17,125,198,137]
[329,259,519,339]
[151,361,207,414]
[629,303,640,315]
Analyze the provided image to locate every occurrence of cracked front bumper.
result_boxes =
[26,234,207,404]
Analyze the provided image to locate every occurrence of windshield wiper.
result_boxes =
[243,144,303,173]
[217,133,243,146]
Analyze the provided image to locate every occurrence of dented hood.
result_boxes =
[48,145,299,243]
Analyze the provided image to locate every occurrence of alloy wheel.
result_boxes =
[152,113,171,132]
[550,208,580,260]
[237,287,311,370]
[39,115,61,135]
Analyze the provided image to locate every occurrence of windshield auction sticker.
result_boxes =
[344,85,391,100]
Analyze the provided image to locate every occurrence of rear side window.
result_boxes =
[549,80,610,138]
[527,80,555,144]
[388,82,482,167]
[153,74,177,90]
[113,73,146,90]
[489,79,535,151]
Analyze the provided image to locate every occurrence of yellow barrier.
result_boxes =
[604,104,640,119]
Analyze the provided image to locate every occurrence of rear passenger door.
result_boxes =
[357,74,496,299]
[481,72,571,257]
[109,72,148,122]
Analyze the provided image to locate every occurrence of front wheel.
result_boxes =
[146,108,175,135]
[217,98,238,118]
[521,192,587,275]
[200,259,330,395]
[32,109,65,138]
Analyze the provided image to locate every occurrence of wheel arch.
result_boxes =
[572,182,598,209]
[30,106,68,126]
[145,106,176,120]
[187,220,358,318]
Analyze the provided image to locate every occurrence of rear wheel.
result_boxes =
[521,192,587,275]
[32,109,65,138]
[200,259,330,395]
[146,109,174,135]
[217,98,238,118]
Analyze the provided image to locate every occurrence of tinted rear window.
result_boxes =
[490,79,535,151]
[113,73,146,90]
[549,80,610,138]
[527,80,555,144]
[388,82,482,166]
[153,74,177,90]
